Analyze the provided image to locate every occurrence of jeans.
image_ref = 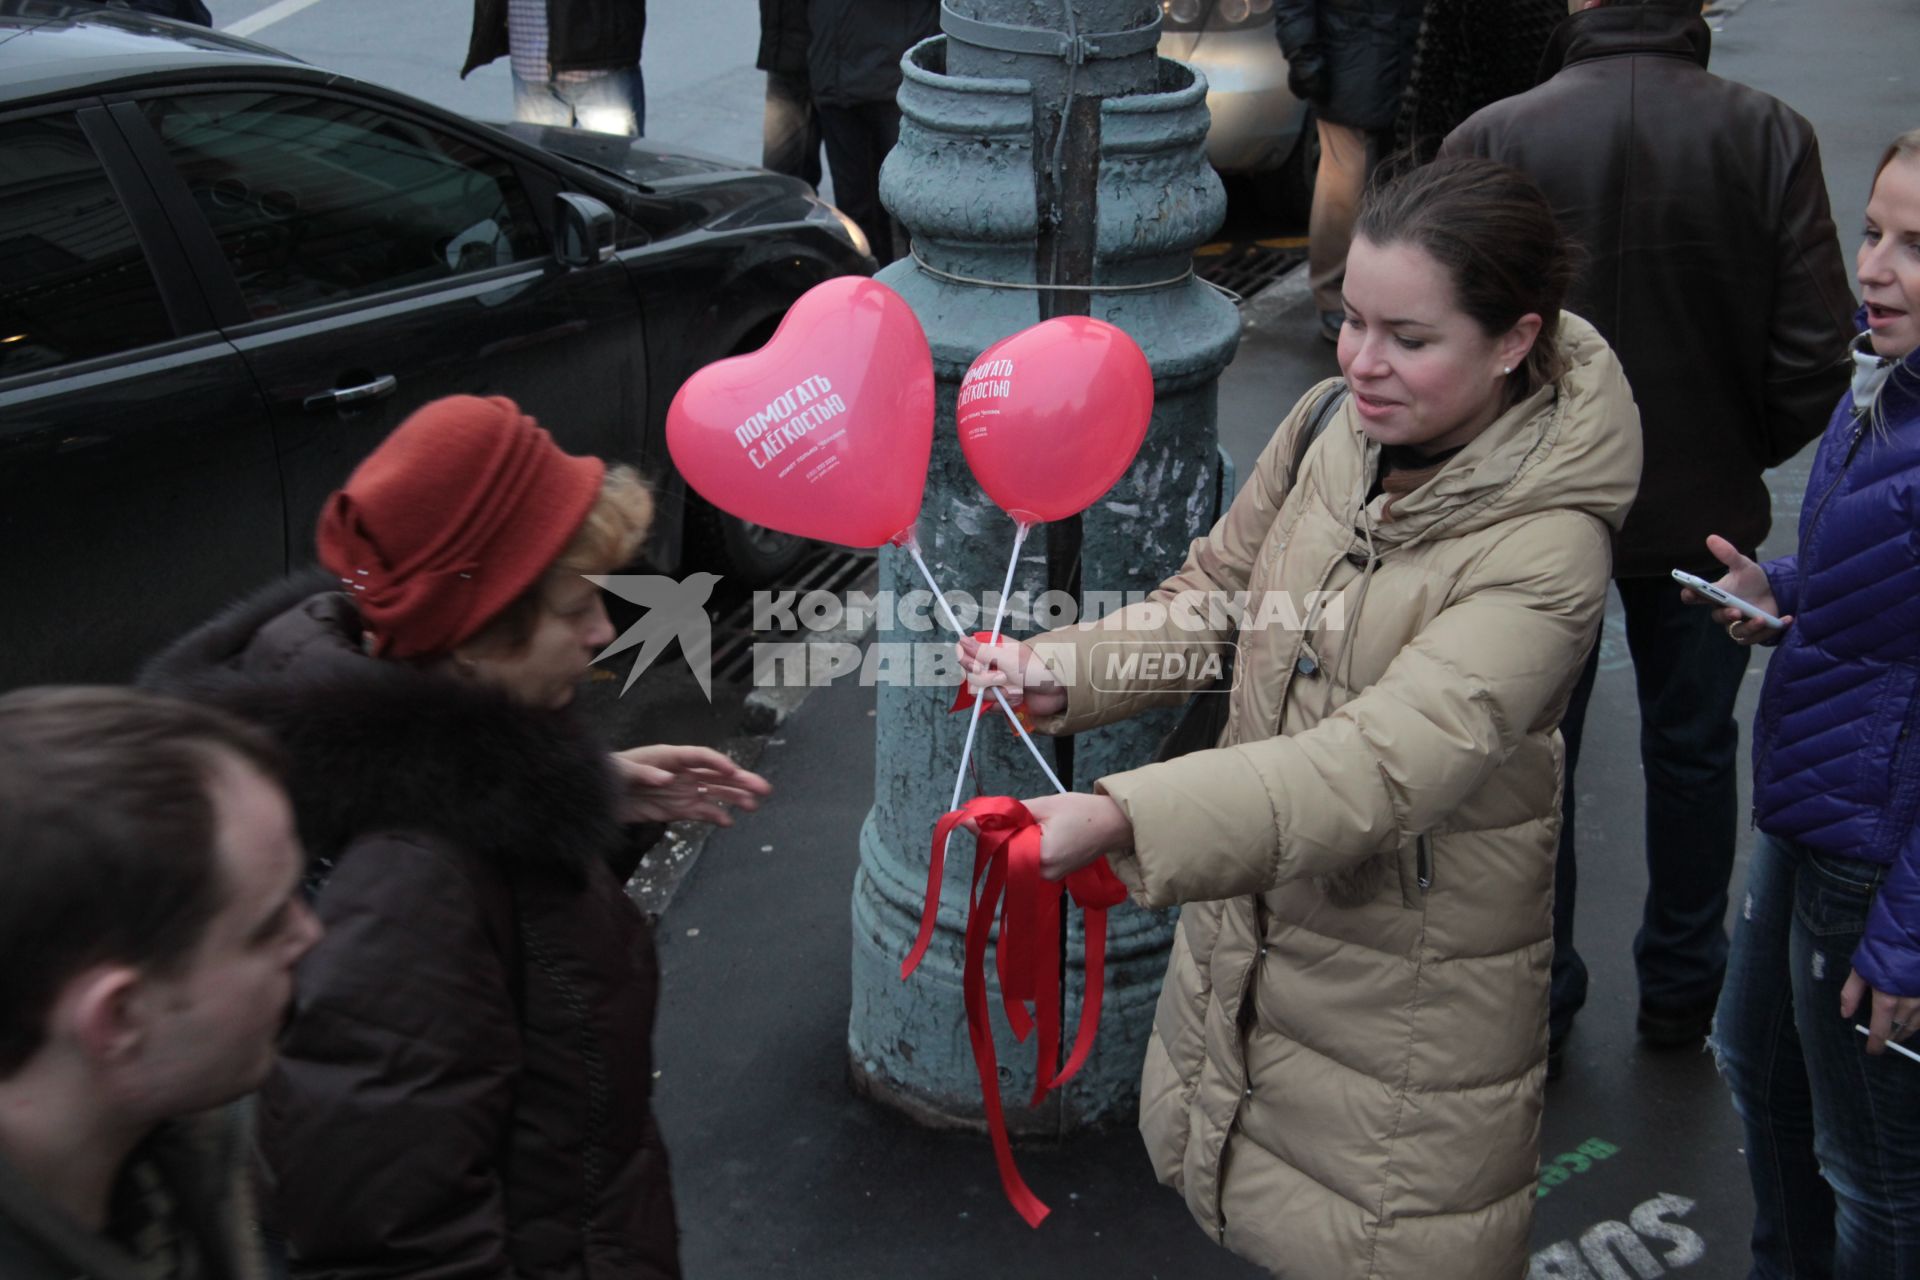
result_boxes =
[1714,831,1920,1278]
[763,71,822,188]
[1551,575,1751,1038]
[816,99,902,265]
[512,65,644,137]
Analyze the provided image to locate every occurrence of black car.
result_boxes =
[0,0,872,687]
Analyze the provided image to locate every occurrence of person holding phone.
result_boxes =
[961,158,1642,1278]
[1693,130,1920,1278]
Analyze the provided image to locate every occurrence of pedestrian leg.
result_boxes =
[866,100,903,264]
[818,101,894,264]
[1712,831,1835,1279]
[1790,851,1920,1277]
[1550,635,1602,1064]
[1620,575,1750,1039]
[512,70,574,127]
[559,66,643,137]
[1307,117,1367,333]
[764,71,823,187]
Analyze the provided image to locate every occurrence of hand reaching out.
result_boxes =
[610,743,772,826]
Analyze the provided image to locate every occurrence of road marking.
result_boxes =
[224,0,327,39]
[1532,1193,1706,1278]
[1535,1136,1621,1198]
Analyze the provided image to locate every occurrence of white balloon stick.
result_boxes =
[949,523,1032,812]
[1855,1023,1920,1064]
[904,539,1067,795]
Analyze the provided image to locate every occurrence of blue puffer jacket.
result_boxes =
[1754,332,1920,996]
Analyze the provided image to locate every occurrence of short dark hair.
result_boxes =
[1355,156,1583,398]
[0,686,287,1077]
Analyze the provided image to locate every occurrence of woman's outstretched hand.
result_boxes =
[959,792,1134,882]
[957,635,1067,718]
[1680,534,1793,646]
[611,744,773,826]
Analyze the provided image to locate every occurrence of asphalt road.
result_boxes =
[203,0,772,178]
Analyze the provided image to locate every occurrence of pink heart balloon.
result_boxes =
[668,277,934,547]
[956,317,1154,526]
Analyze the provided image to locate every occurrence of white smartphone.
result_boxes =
[1671,569,1785,629]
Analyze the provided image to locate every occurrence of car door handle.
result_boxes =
[305,374,397,411]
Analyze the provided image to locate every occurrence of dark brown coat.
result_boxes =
[1441,3,1855,579]
[143,575,678,1280]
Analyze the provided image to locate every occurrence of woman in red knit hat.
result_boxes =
[142,394,770,1280]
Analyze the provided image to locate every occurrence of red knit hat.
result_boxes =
[316,396,605,658]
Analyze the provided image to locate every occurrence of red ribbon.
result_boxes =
[899,795,1129,1228]
[950,631,1034,733]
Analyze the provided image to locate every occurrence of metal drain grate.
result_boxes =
[1194,240,1306,301]
[708,546,877,688]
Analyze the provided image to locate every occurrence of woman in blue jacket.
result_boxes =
[1697,129,1920,1279]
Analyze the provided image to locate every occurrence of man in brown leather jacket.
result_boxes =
[1440,0,1855,1075]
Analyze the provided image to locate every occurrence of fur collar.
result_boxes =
[141,573,620,884]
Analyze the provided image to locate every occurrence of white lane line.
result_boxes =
[224,0,326,39]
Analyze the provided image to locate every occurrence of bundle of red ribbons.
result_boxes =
[899,795,1129,1228]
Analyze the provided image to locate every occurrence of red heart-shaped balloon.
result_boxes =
[957,317,1154,526]
[668,277,934,548]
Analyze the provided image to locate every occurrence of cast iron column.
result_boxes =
[848,0,1240,1131]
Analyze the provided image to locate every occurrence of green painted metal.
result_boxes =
[848,0,1240,1131]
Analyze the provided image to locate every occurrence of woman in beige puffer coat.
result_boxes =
[961,159,1643,1278]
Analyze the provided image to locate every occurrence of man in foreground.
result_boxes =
[0,686,320,1279]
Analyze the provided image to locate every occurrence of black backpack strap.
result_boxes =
[1287,380,1348,490]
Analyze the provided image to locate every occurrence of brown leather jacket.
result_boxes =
[1441,3,1855,578]
[143,576,678,1280]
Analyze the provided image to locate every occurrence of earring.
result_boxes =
[1502,365,1512,375]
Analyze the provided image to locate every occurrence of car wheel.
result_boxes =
[689,497,815,587]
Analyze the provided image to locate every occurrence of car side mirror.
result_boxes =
[554,192,616,267]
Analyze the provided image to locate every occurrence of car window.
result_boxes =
[0,113,175,378]
[140,92,546,320]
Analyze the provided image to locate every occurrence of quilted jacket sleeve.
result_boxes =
[263,835,522,1280]
[1030,386,1331,735]
[1856,825,1920,997]
[1762,554,1802,620]
[1098,511,1611,907]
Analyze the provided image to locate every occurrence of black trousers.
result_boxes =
[763,71,822,189]
[1551,575,1752,1038]
[816,99,902,265]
